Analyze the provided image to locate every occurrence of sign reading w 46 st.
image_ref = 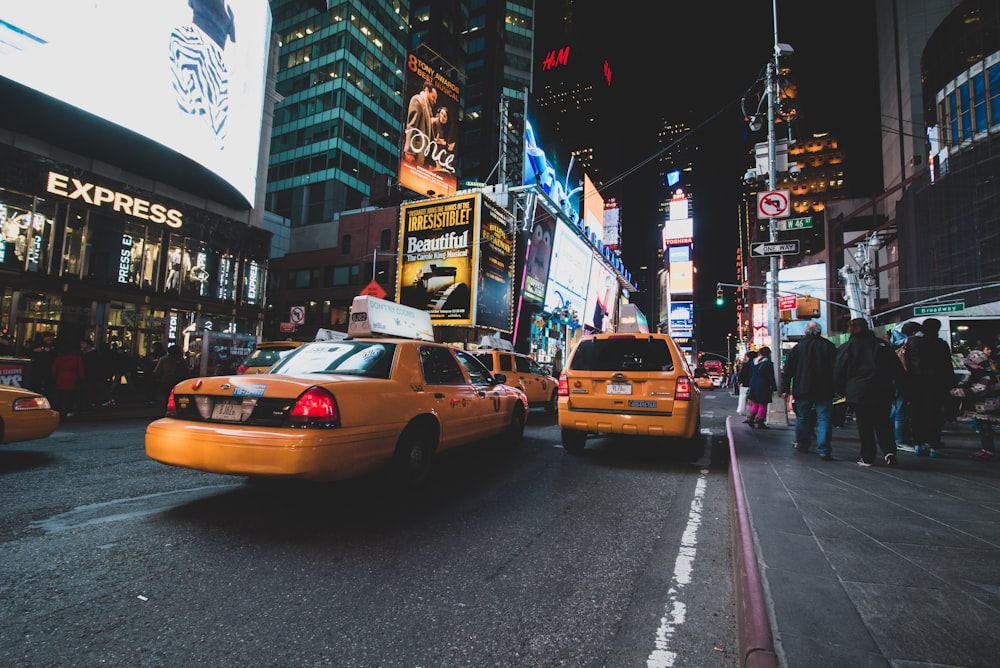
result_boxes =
[751,240,799,257]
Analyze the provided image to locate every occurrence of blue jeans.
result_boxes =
[793,398,833,455]
[890,393,912,444]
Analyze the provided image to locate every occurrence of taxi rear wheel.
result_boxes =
[504,405,526,445]
[545,390,558,414]
[390,424,436,487]
[561,428,586,455]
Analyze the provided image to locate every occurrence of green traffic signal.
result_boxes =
[715,288,724,306]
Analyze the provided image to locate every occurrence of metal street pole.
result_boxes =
[767,2,782,394]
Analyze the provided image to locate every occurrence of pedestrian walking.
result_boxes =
[834,318,905,467]
[50,340,84,418]
[904,317,956,457]
[781,320,838,459]
[736,350,758,420]
[948,349,1000,462]
[78,338,113,411]
[890,321,920,451]
[746,347,776,428]
[152,344,186,409]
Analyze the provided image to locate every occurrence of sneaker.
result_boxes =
[897,443,916,453]
[820,453,834,461]
[793,442,810,454]
[929,448,944,458]
[857,459,873,467]
[884,453,898,466]
[914,445,930,456]
[756,422,770,430]
[970,448,996,461]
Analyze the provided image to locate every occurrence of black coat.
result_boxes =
[748,358,777,404]
[781,333,837,400]
[834,331,904,406]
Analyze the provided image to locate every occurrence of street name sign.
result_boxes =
[750,240,800,257]
[914,302,965,315]
[776,216,813,231]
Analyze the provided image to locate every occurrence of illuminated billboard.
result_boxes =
[669,260,694,295]
[543,220,591,329]
[582,174,605,243]
[523,206,555,305]
[584,259,616,332]
[0,0,272,207]
[663,218,693,245]
[397,193,513,330]
[398,52,460,198]
[669,302,694,339]
[523,99,581,227]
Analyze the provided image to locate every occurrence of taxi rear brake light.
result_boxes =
[165,390,177,416]
[289,387,340,428]
[675,377,692,401]
[558,375,569,397]
[236,364,248,374]
[13,396,51,411]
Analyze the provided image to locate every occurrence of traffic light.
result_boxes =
[715,287,724,306]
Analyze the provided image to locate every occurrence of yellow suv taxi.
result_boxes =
[557,318,701,456]
[473,344,558,414]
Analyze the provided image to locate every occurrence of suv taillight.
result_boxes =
[675,376,692,401]
[288,387,340,428]
[236,364,248,374]
[558,375,569,397]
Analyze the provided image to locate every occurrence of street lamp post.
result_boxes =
[767,0,786,394]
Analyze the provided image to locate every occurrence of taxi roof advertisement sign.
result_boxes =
[397,193,514,331]
[398,52,460,198]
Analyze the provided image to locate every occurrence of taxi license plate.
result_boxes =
[212,400,242,422]
[607,382,632,395]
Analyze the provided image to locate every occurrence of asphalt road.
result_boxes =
[0,391,738,667]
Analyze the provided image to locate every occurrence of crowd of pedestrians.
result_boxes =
[738,317,999,466]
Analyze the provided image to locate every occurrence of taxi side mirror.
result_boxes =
[493,372,507,385]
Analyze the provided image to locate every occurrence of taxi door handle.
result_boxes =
[435,393,445,399]
[477,391,486,397]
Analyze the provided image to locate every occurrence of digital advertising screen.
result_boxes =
[474,196,515,332]
[543,220,591,329]
[582,174,605,242]
[775,262,828,337]
[669,260,694,295]
[669,302,694,339]
[0,0,272,207]
[523,206,555,305]
[584,259,616,332]
[523,98,582,227]
[398,52,460,198]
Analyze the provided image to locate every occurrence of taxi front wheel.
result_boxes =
[561,429,586,455]
[546,390,558,414]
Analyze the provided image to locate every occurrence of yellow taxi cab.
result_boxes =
[236,340,305,374]
[0,384,60,445]
[146,296,528,486]
[693,370,715,391]
[557,304,701,455]
[472,336,558,413]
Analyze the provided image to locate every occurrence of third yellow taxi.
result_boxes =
[472,337,558,413]
[146,296,528,486]
[557,305,701,456]
[0,383,60,445]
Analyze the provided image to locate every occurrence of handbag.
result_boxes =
[737,386,749,415]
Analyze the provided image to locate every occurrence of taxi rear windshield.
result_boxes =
[268,342,396,378]
[569,338,674,372]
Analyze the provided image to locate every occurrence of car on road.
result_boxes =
[146,296,528,486]
[693,369,715,391]
[0,384,60,445]
[557,316,701,456]
[236,340,305,374]
[472,340,558,413]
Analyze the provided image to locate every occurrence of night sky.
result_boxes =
[592,2,882,358]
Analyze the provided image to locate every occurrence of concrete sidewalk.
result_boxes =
[729,401,1000,667]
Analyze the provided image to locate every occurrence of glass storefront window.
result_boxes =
[1,188,39,270]
[62,209,87,277]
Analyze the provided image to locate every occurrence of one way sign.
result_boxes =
[751,240,800,257]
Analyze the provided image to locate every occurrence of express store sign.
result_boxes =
[46,171,183,228]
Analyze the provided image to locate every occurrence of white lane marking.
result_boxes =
[646,472,708,667]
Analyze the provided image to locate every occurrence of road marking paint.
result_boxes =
[646,472,707,667]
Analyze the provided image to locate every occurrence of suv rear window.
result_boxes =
[569,337,675,372]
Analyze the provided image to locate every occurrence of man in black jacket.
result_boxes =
[835,318,906,466]
[782,320,838,459]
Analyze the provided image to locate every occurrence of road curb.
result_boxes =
[726,415,779,668]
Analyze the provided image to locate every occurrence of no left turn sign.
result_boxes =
[289,305,305,325]
[757,190,790,218]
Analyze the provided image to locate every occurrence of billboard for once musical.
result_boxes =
[398,52,460,198]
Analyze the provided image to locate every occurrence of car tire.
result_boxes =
[390,424,436,487]
[561,428,586,455]
[546,390,558,414]
[505,404,526,445]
